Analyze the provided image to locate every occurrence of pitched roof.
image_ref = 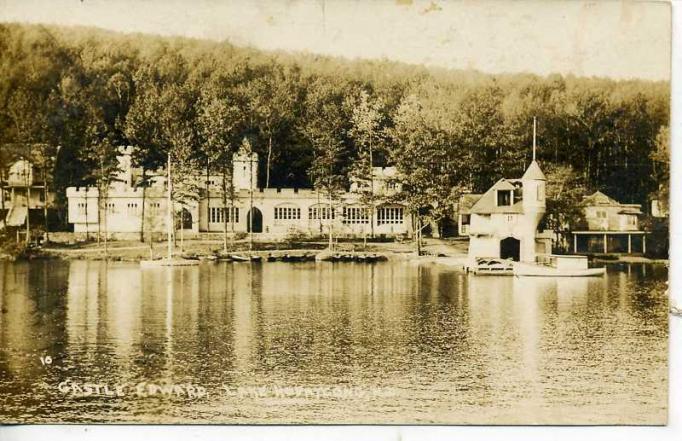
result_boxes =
[459,193,483,213]
[582,191,620,206]
[522,160,546,180]
[470,179,524,214]
[618,207,643,215]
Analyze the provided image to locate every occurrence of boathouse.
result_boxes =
[462,160,552,264]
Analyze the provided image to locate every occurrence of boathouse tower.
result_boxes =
[519,159,546,262]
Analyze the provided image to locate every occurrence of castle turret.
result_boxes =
[519,160,546,262]
[232,139,258,191]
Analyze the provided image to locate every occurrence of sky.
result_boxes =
[0,0,672,81]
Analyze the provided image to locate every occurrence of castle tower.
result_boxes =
[520,160,546,262]
[114,146,134,188]
[232,138,259,191]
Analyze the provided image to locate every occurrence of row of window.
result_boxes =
[74,202,404,225]
[209,207,239,223]
[376,207,404,225]
[343,207,369,224]
[274,206,301,220]
[309,206,335,220]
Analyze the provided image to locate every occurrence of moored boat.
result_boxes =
[140,258,201,268]
[513,255,605,277]
[471,258,514,276]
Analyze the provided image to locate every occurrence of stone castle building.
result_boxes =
[66,145,412,239]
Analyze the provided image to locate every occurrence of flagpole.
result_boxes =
[533,117,537,161]
[167,153,172,260]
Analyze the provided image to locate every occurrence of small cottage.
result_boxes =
[571,191,647,254]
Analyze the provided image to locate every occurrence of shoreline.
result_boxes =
[0,238,668,266]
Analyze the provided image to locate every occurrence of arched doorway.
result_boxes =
[247,207,263,233]
[500,237,520,261]
[180,208,193,230]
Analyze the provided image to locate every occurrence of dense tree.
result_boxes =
[0,23,670,244]
[299,78,350,248]
[197,69,246,251]
[388,95,468,251]
[240,62,298,188]
[541,164,587,251]
[347,89,386,238]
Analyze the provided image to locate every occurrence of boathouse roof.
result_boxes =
[470,179,524,215]
[521,160,546,180]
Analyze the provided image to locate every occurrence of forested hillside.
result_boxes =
[0,23,670,223]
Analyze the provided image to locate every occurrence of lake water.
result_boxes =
[0,260,668,424]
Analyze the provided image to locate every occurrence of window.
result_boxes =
[596,210,607,219]
[274,205,301,221]
[149,202,161,214]
[497,190,512,206]
[309,205,335,220]
[210,206,239,223]
[127,202,139,215]
[39,191,45,202]
[377,207,403,225]
[506,214,516,222]
[106,202,116,214]
[537,185,544,201]
[343,206,369,224]
[461,214,471,225]
[77,202,86,215]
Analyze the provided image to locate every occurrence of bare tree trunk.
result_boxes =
[266,134,272,188]
[229,165,235,248]
[327,185,333,251]
[180,206,184,253]
[25,157,31,244]
[206,160,210,235]
[42,167,49,244]
[369,136,374,238]
[222,170,228,253]
[99,161,108,260]
[1,164,6,230]
[84,187,90,241]
[415,214,422,255]
[103,187,108,261]
[96,187,101,247]
[139,168,146,243]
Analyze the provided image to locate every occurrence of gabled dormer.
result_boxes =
[495,181,516,207]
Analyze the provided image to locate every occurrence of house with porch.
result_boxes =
[0,157,56,233]
[571,191,647,254]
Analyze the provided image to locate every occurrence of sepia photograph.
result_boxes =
[0,0,673,426]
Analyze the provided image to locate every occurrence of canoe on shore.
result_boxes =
[315,252,386,263]
[230,254,262,262]
[140,258,201,268]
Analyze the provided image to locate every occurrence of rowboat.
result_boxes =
[471,258,514,276]
[230,254,262,262]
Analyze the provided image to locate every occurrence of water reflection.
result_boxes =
[0,260,668,424]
